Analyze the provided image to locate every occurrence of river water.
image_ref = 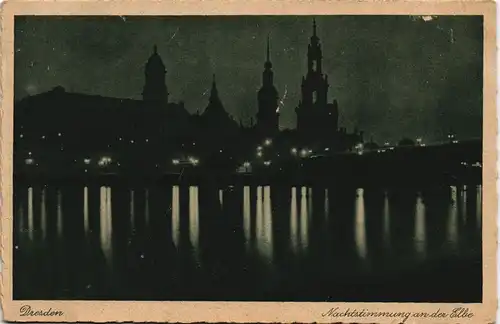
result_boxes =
[13,184,482,302]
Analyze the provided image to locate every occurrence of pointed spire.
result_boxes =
[153,44,158,54]
[264,35,272,70]
[313,18,317,37]
[266,34,270,62]
[210,73,219,100]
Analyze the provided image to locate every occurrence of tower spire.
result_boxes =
[313,18,317,37]
[153,44,158,54]
[210,73,218,99]
[264,35,272,70]
[266,34,270,62]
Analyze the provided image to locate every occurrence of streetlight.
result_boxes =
[257,151,263,157]
[291,147,298,155]
[188,157,199,166]
[264,139,272,146]
[354,143,364,155]
[172,159,180,165]
[98,156,112,167]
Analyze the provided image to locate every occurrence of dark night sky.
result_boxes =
[14,15,483,144]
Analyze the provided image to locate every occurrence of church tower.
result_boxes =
[202,75,237,126]
[295,19,338,144]
[142,45,169,104]
[257,36,279,138]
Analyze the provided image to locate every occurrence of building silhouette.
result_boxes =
[256,36,280,139]
[201,74,239,133]
[14,21,365,175]
[142,45,169,104]
[295,19,339,146]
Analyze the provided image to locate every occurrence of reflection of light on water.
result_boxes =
[28,187,34,240]
[308,187,313,220]
[189,186,200,252]
[300,186,309,251]
[219,189,223,206]
[256,186,263,243]
[262,186,274,260]
[354,188,367,260]
[290,187,299,253]
[145,189,150,227]
[56,190,63,238]
[461,185,467,223]
[130,190,135,230]
[476,185,482,230]
[447,186,459,251]
[383,192,390,248]
[414,194,426,257]
[83,187,89,234]
[324,188,329,220]
[256,186,273,260]
[41,188,47,240]
[99,187,113,263]
[171,186,180,248]
[243,186,251,244]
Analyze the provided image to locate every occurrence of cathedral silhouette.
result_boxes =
[14,19,363,174]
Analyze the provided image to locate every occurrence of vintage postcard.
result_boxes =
[0,0,496,322]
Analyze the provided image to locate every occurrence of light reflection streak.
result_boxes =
[300,186,309,251]
[290,187,299,253]
[243,186,251,244]
[172,186,180,248]
[83,187,89,235]
[262,186,274,260]
[189,186,200,253]
[461,185,467,223]
[447,186,459,251]
[414,194,426,257]
[99,187,113,263]
[308,187,313,220]
[28,187,34,240]
[383,192,390,248]
[56,190,63,238]
[324,188,329,220]
[41,188,47,240]
[354,188,367,260]
[476,185,482,230]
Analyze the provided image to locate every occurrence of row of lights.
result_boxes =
[461,161,482,168]
[172,156,200,166]
[290,147,313,158]
[18,133,62,139]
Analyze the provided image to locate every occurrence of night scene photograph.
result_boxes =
[13,15,483,302]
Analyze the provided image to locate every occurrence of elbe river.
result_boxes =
[14,184,482,302]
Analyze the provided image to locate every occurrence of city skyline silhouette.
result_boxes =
[15,15,483,144]
[13,14,483,304]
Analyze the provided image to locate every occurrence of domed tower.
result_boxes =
[142,45,169,104]
[257,36,280,138]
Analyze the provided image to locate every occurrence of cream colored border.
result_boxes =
[0,1,496,323]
